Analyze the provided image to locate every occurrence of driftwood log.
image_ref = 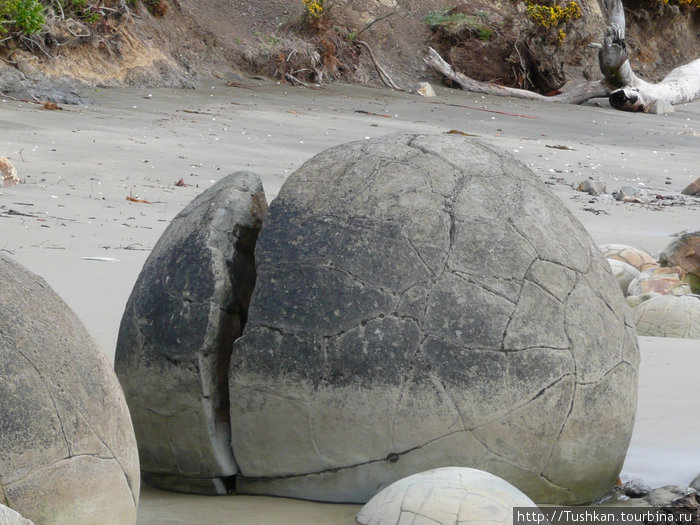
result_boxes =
[425,0,700,113]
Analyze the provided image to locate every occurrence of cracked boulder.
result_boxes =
[356,467,538,525]
[229,134,639,505]
[0,254,139,525]
[115,172,267,495]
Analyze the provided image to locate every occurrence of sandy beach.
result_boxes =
[1,81,698,523]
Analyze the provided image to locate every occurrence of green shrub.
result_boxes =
[0,0,46,36]
[423,10,494,40]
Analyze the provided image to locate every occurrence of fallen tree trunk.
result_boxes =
[425,0,700,113]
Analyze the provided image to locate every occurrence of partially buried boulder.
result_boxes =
[115,172,267,495]
[632,294,700,338]
[356,467,539,525]
[229,134,639,505]
[0,254,139,525]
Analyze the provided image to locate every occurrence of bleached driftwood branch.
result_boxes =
[425,0,700,113]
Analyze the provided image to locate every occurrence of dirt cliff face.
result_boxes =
[0,0,698,94]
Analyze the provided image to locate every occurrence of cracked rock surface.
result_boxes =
[229,134,639,505]
[115,172,267,495]
[355,467,537,525]
[0,254,139,525]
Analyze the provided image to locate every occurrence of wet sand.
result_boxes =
[1,80,698,522]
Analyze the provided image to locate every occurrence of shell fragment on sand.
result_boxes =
[0,157,19,187]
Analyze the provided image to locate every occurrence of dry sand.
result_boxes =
[1,81,698,523]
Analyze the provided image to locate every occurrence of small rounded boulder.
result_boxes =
[356,467,539,525]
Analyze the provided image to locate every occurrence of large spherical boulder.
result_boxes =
[632,294,700,338]
[0,254,139,525]
[229,134,639,505]
[115,172,267,494]
[356,467,538,525]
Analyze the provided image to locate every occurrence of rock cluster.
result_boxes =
[601,238,700,338]
[0,254,140,525]
[117,134,639,506]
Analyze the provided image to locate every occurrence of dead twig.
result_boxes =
[285,73,312,88]
[354,8,400,40]
[354,40,405,92]
[429,101,538,120]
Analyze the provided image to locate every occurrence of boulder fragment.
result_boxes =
[115,172,267,495]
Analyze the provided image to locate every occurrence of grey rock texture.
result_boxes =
[229,134,640,505]
[0,254,139,525]
[115,172,267,495]
[355,467,538,525]
[0,505,34,525]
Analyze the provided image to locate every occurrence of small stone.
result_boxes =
[613,185,641,201]
[577,179,606,195]
[0,156,19,187]
[416,82,436,97]
[681,178,700,196]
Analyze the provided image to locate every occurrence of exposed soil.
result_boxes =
[0,0,698,98]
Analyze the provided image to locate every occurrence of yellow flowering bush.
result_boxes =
[525,1,581,29]
[660,0,700,7]
[302,0,324,19]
